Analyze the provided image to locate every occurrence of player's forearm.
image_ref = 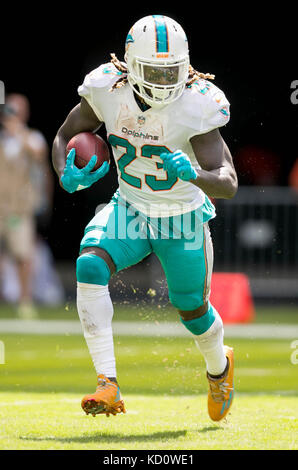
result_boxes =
[191,166,238,199]
[52,100,103,184]
[52,130,68,184]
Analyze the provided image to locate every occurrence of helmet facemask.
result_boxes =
[127,56,189,108]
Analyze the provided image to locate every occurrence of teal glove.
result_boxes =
[160,150,197,182]
[61,148,110,193]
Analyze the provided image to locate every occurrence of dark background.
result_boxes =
[1,5,297,261]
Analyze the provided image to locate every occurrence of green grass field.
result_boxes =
[0,304,297,450]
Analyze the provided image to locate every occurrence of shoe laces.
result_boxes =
[209,379,232,403]
[96,376,117,392]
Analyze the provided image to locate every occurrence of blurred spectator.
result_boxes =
[289,159,298,192]
[0,93,54,318]
[234,145,281,186]
[1,238,65,307]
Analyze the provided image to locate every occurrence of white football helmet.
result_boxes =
[124,15,190,108]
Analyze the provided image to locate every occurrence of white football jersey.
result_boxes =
[78,62,230,217]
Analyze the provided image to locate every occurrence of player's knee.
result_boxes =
[169,290,202,312]
[76,253,111,285]
[180,302,219,336]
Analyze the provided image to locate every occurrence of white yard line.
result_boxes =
[0,319,297,339]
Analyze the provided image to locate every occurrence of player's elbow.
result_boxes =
[224,172,238,199]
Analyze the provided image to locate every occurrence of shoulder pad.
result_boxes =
[192,79,228,109]
[78,62,125,96]
[179,79,230,135]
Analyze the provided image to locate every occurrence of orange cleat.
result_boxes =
[81,374,126,417]
[207,345,234,421]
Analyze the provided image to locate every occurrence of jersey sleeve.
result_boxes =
[200,84,230,134]
[77,63,121,122]
[185,80,230,137]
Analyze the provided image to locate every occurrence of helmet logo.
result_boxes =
[125,28,134,52]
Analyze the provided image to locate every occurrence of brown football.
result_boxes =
[66,132,110,170]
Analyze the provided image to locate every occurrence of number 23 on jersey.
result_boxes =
[108,134,178,191]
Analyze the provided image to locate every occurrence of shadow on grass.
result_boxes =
[20,429,188,444]
[19,425,223,445]
[197,426,221,433]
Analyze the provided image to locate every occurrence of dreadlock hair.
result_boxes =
[186,64,215,86]
[109,53,215,92]
[110,53,129,91]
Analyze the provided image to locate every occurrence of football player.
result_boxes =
[52,15,238,421]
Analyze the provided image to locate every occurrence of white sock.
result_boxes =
[76,282,116,378]
[194,312,227,376]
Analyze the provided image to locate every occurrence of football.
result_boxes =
[66,132,110,171]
